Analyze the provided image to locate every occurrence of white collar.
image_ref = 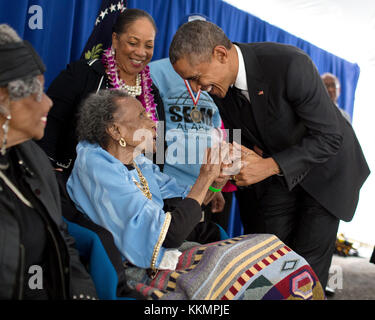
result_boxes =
[233,44,247,91]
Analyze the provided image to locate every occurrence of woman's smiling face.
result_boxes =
[112,97,157,153]
[7,75,53,143]
[112,17,156,78]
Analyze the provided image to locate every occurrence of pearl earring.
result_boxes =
[1,114,11,156]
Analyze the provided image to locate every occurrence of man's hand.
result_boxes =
[232,142,280,186]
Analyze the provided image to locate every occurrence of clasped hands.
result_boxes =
[201,141,281,187]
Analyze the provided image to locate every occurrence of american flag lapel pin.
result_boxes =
[257,90,264,95]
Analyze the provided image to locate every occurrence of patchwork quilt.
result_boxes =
[131,234,325,300]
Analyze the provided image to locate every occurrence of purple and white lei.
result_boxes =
[102,47,158,122]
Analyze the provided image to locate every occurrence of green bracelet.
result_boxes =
[209,185,222,193]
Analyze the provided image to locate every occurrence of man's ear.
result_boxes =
[213,45,229,64]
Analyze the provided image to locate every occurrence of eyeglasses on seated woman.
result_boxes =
[0,24,97,300]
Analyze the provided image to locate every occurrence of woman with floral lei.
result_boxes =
[37,9,162,179]
[103,9,158,122]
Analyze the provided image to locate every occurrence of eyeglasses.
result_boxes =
[324,83,340,89]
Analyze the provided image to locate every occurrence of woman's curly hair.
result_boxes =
[77,89,130,148]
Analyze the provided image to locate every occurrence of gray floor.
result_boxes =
[327,254,375,300]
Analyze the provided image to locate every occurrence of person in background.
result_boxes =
[169,20,370,290]
[321,71,353,296]
[0,24,97,300]
[321,72,352,122]
[37,9,163,179]
[149,13,235,233]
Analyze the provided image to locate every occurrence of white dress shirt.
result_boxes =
[233,44,250,102]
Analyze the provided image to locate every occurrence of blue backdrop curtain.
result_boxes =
[127,0,359,118]
[0,0,101,87]
[0,0,360,237]
[0,0,360,116]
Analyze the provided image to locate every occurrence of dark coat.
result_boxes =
[0,140,97,299]
[211,42,370,222]
[37,58,164,171]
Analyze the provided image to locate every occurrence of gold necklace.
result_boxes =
[132,161,152,200]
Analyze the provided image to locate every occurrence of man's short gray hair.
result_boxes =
[321,72,340,88]
[169,20,232,66]
[77,89,131,148]
[0,24,42,110]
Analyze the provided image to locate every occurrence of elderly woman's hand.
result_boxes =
[210,191,225,213]
[187,145,226,206]
[199,146,222,183]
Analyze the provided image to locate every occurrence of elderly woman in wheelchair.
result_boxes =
[66,89,325,300]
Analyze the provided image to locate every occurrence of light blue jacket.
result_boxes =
[149,58,222,187]
[67,141,190,269]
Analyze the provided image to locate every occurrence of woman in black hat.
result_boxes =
[0,24,97,300]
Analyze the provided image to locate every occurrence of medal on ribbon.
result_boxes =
[184,79,202,123]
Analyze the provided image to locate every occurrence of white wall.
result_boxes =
[225,0,375,246]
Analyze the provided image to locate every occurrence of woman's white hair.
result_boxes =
[0,24,22,44]
[0,24,42,112]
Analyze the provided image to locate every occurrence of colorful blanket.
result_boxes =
[130,234,325,300]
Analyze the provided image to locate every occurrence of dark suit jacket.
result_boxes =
[211,42,370,222]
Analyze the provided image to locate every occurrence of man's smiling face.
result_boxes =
[172,48,234,98]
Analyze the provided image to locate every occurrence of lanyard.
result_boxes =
[184,80,203,123]
[184,80,201,106]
